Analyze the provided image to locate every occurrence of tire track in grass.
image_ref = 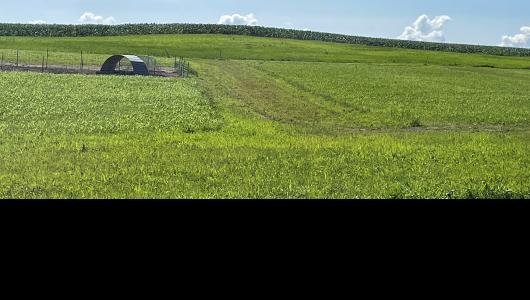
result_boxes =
[197,59,342,131]
[247,61,530,133]
[197,59,530,134]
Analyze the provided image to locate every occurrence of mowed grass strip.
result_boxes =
[236,60,530,130]
[0,72,222,135]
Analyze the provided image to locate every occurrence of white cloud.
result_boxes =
[283,22,311,31]
[218,13,258,26]
[501,26,530,47]
[79,12,116,25]
[398,14,451,43]
[28,20,47,25]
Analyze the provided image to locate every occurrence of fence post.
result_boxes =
[16,49,19,68]
[187,62,190,77]
[80,50,84,73]
[1,53,3,70]
[46,48,49,71]
[42,56,45,73]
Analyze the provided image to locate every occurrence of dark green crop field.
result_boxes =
[0,32,529,199]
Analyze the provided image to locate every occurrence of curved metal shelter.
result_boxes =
[99,55,150,76]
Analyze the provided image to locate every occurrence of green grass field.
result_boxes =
[0,34,529,199]
[3,34,530,69]
[230,60,530,129]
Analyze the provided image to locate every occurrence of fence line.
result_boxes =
[0,49,195,77]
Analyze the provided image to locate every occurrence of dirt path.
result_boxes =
[0,63,180,77]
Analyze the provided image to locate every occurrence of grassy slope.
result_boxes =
[0,72,528,198]
[247,60,530,129]
[193,59,530,132]
[1,34,530,69]
[0,34,529,198]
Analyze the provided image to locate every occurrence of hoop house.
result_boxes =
[98,55,150,76]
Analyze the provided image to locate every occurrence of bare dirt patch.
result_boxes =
[0,63,180,77]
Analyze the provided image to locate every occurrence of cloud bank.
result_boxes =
[28,20,47,25]
[218,13,258,26]
[398,14,451,43]
[501,26,530,47]
[79,12,116,25]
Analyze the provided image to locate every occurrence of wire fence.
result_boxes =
[0,49,194,77]
[173,56,194,77]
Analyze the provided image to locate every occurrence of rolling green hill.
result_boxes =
[0,32,529,199]
[2,34,530,69]
[1,23,530,57]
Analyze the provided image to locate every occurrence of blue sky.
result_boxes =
[1,0,529,47]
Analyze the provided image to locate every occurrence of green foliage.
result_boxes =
[1,23,530,57]
[1,126,528,199]
[0,72,222,135]
[409,118,423,128]
[0,34,528,199]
